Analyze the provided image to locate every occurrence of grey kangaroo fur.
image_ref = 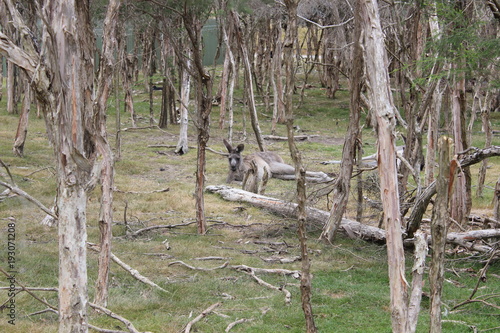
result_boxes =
[223,139,332,194]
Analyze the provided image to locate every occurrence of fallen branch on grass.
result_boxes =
[225,318,253,332]
[206,185,500,253]
[184,302,222,333]
[0,181,58,219]
[246,269,292,304]
[114,187,169,194]
[89,302,153,333]
[87,243,168,293]
[127,221,196,238]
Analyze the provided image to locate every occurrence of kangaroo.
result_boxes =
[223,139,276,194]
[223,139,332,192]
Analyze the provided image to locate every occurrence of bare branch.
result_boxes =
[183,302,222,333]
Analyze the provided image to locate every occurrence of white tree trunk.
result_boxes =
[360,0,408,331]
[176,62,191,155]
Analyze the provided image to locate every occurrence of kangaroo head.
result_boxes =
[223,139,245,172]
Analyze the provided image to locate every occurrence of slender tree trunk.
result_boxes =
[13,78,30,157]
[7,60,16,113]
[231,10,265,151]
[282,0,317,331]
[360,0,408,331]
[429,136,455,333]
[93,0,121,308]
[175,62,190,155]
[450,71,468,225]
[320,0,363,242]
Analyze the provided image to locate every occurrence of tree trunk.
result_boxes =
[93,0,121,308]
[282,0,316,330]
[360,0,408,331]
[494,177,500,221]
[429,136,455,333]
[231,10,265,152]
[320,0,363,242]
[13,78,30,157]
[7,60,16,114]
[175,62,190,155]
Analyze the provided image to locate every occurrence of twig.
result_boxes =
[114,188,170,194]
[89,302,148,333]
[27,308,58,317]
[168,260,229,271]
[0,286,58,292]
[0,158,15,184]
[183,302,222,333]
[0,267,57,310]
[0,181,58,219]
[247,269,291,304]
[87,243,168,293]
[128,221,196,237]
[87,324,129,333]
[225,318,253,332]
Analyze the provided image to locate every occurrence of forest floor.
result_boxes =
[1,75,500,333]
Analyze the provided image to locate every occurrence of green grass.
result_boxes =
[1,71,500,333]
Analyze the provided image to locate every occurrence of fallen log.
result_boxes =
[206,185,500,253]
[205,185,386,243]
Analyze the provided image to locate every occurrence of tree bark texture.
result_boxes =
[360,0,408,331]
[429,136,454,333]
[93,0,121,308]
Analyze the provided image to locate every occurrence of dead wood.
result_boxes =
[262,134,319,141]
[246,269,292,304]
[114,188,169,194]
[169,260,230,271]
[87,243,168,293]
[0,180,58,219]
[206,185,387,243]
[89,302,149,333]
[225,318,253,332]
[183,302,222,333]
[407,145,500,237]
[207,185,500,252]
[127,221,196,238]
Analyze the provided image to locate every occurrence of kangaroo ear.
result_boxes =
[223,139,232,152]
[236,144,245,153]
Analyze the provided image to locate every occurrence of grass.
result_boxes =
[1,71,500,333]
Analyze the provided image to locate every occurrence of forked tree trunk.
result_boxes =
[360,0,408,331]
[320,0,363,242]
[429,136,455,333]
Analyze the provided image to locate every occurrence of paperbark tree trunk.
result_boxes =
[360,0,408,331]
[175,59,191,155]
[0,1,117,331]
[429,136,455,333]
[93,0,121,308]
[13,78,30,157]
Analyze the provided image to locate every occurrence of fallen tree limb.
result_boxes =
[262,134,318,141]
[225,318,253,332]
[0,181,57,219]
[127,221,196,238]
[184,302,222,333]
[406,145,500,237]
[89,302,149,333]
[87,243,168,293]
[206,185,500,253]
[205,185,386,243]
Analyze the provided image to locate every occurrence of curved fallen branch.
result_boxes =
[225,318,253,332]
[184,302,222,333]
